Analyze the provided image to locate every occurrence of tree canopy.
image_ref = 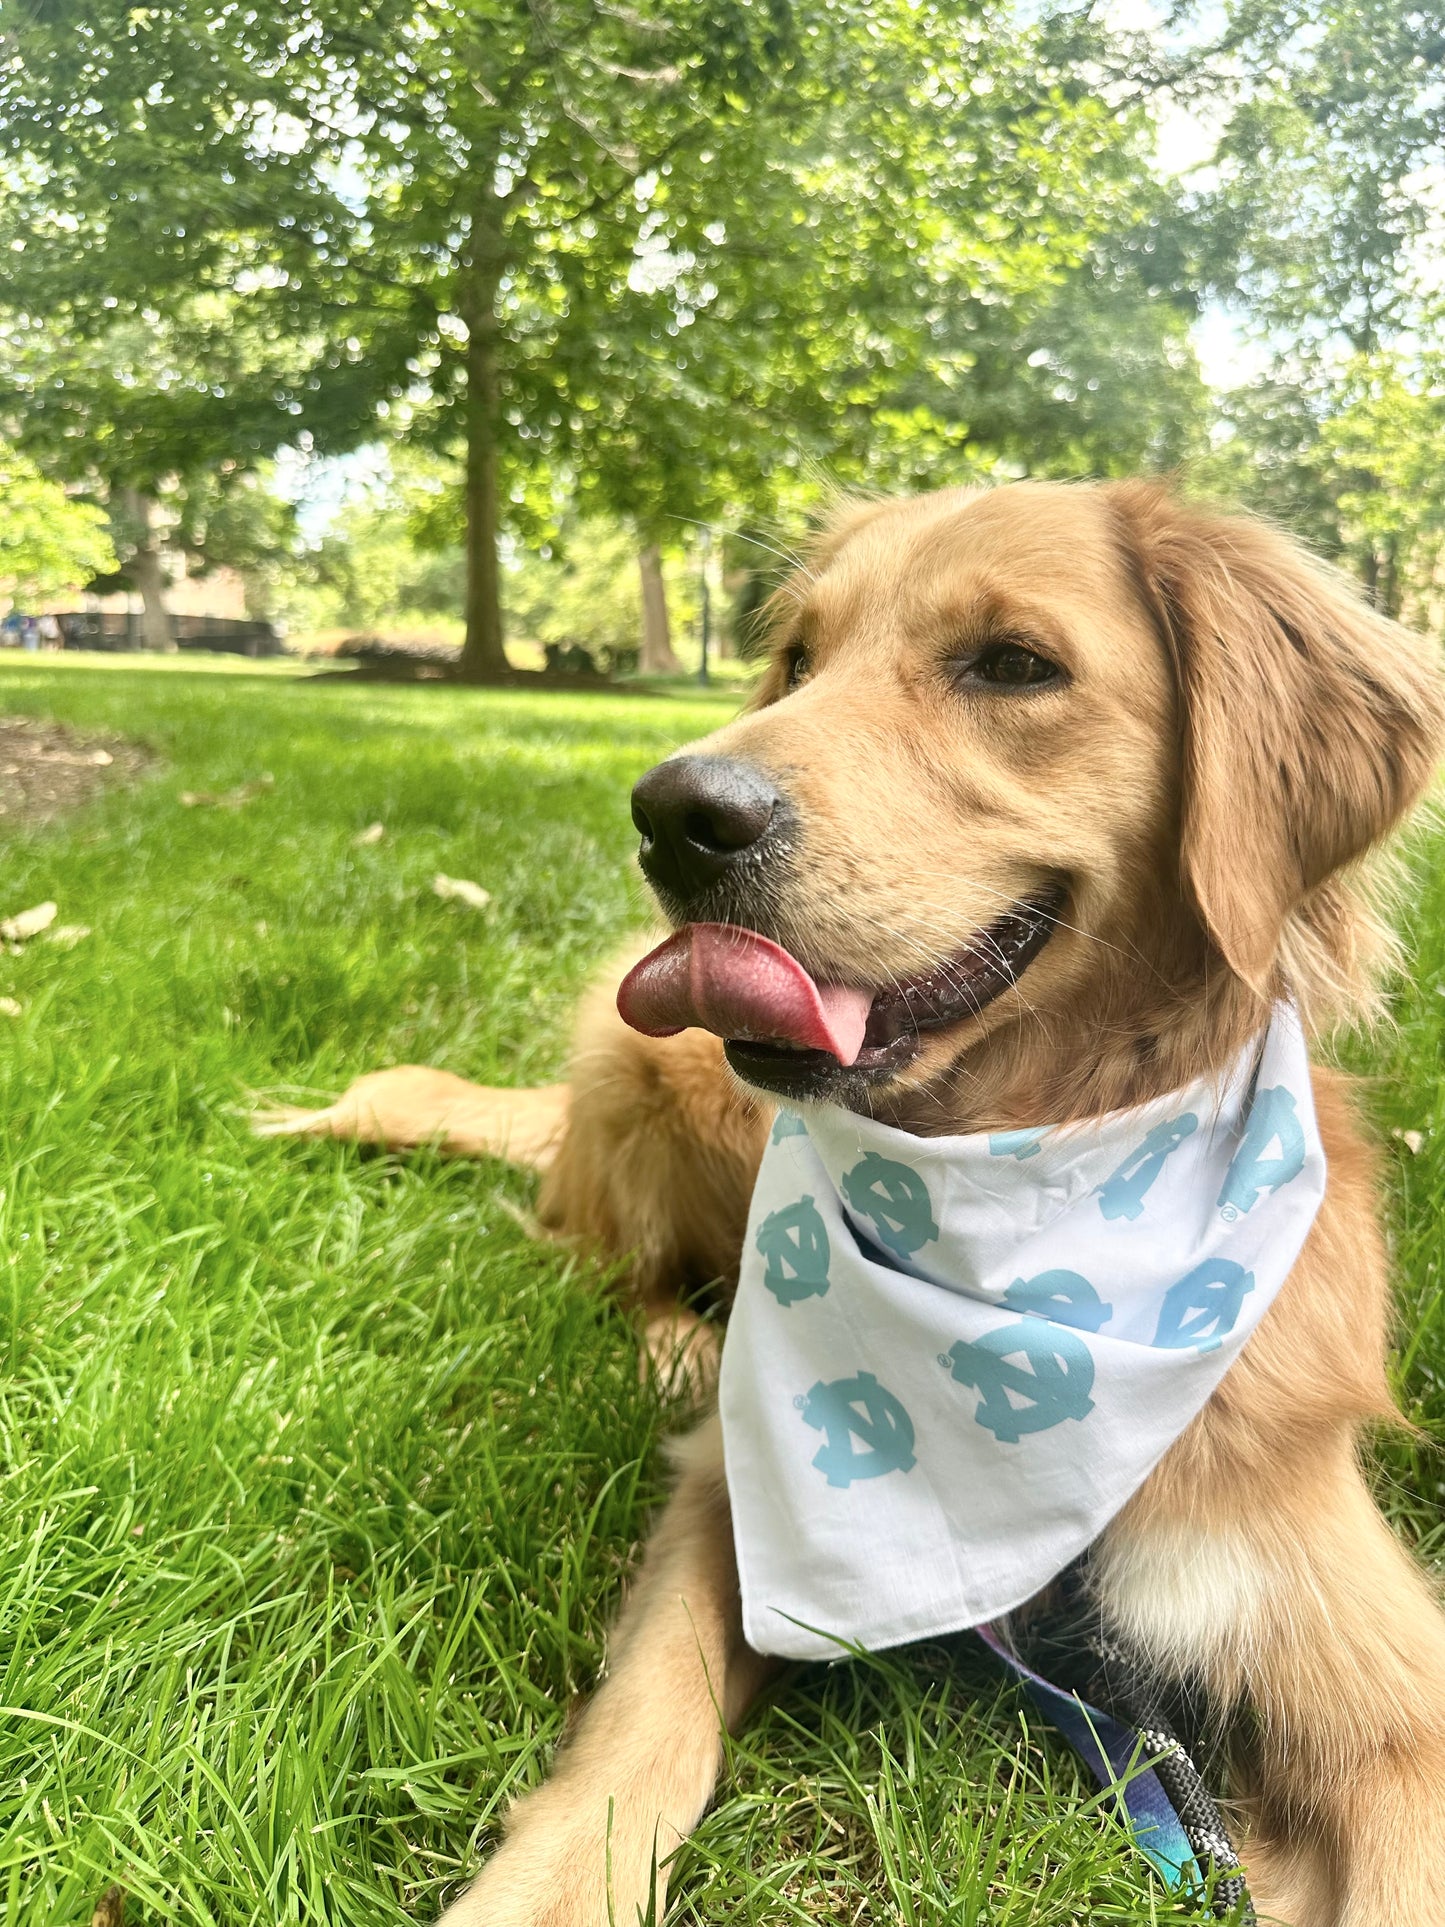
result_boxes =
[0,448,117,603]
[1,0,1441,658]
[1178,0,1445,614]
[0,0,1212,671]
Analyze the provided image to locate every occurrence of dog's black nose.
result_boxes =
[631,755,782,905]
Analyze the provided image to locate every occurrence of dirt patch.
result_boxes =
[0,716,153,831]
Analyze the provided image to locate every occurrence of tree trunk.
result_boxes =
[1380,532,1402,620]
[638,543,682,674]
[458,198,511,682]
[118,488,174,651]
[1361,544,1381,609]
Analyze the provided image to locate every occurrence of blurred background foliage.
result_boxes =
[0,0,1441,672]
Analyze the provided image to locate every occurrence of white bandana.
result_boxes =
[719,1005,1326,1661]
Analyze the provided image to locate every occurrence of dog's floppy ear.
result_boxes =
[1109,481,1445,995]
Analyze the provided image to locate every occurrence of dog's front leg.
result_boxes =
[440,1414,773,1927]
[253,1067,569,1168]
[1099,1438,1445,1927]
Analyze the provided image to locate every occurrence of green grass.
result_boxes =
[0,659,1440,1927]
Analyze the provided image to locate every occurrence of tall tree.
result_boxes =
[0,0,803,677]
[637,546,682,674]
[1180,0,1445,607]
[545,16,1208,562]
[1,0,1207,678]
[1196,0,1444,360]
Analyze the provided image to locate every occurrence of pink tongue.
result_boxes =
[616,923,874,1066]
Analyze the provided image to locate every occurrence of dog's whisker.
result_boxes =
[667,514,809,578]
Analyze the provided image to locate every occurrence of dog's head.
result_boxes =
[619,481,1443,1118]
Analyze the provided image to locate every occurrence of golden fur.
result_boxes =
[260,479,1445,1926]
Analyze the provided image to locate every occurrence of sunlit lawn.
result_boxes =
[0,658,1441,1926]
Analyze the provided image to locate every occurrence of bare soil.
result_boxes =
[0,716,153,831]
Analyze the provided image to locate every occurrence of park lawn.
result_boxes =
[0,659,1442,1927]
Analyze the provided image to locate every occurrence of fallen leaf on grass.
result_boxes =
[432,873,491,911]
[38,747,114,769]
[179,773,275,809]
[90,1885,125,1927]
[46,924,91,948]
[353,820,386,846]
[0,998,21,1017]
[1393,1128,1426,1155]
[0,900,57,942]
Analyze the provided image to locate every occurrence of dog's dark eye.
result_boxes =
[782,643,809,691]
[963,643,1062,689]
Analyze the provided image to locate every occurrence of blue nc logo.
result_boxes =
[840,1153,939,1260]
[1154,1258,1254,1351]
[1002,1268,1112,1333]
[771,1110,809,1143]
[755,1196,831,1306]
[989,1128,1048,1161]
[943,1317,1096,1443]
[797,1371,917,1487]
[1097,1113,1199,1221]
[1217,1087,1306,1218]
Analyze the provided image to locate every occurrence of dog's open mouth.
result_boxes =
[616,890,1064,1099]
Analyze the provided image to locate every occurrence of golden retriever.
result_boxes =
[260,479,1445,1926]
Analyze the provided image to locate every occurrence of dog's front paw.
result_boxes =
[436,1824,663,1927]
[250,1066,479,1146]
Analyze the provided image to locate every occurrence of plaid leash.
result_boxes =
[975,1611,1254,1922]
